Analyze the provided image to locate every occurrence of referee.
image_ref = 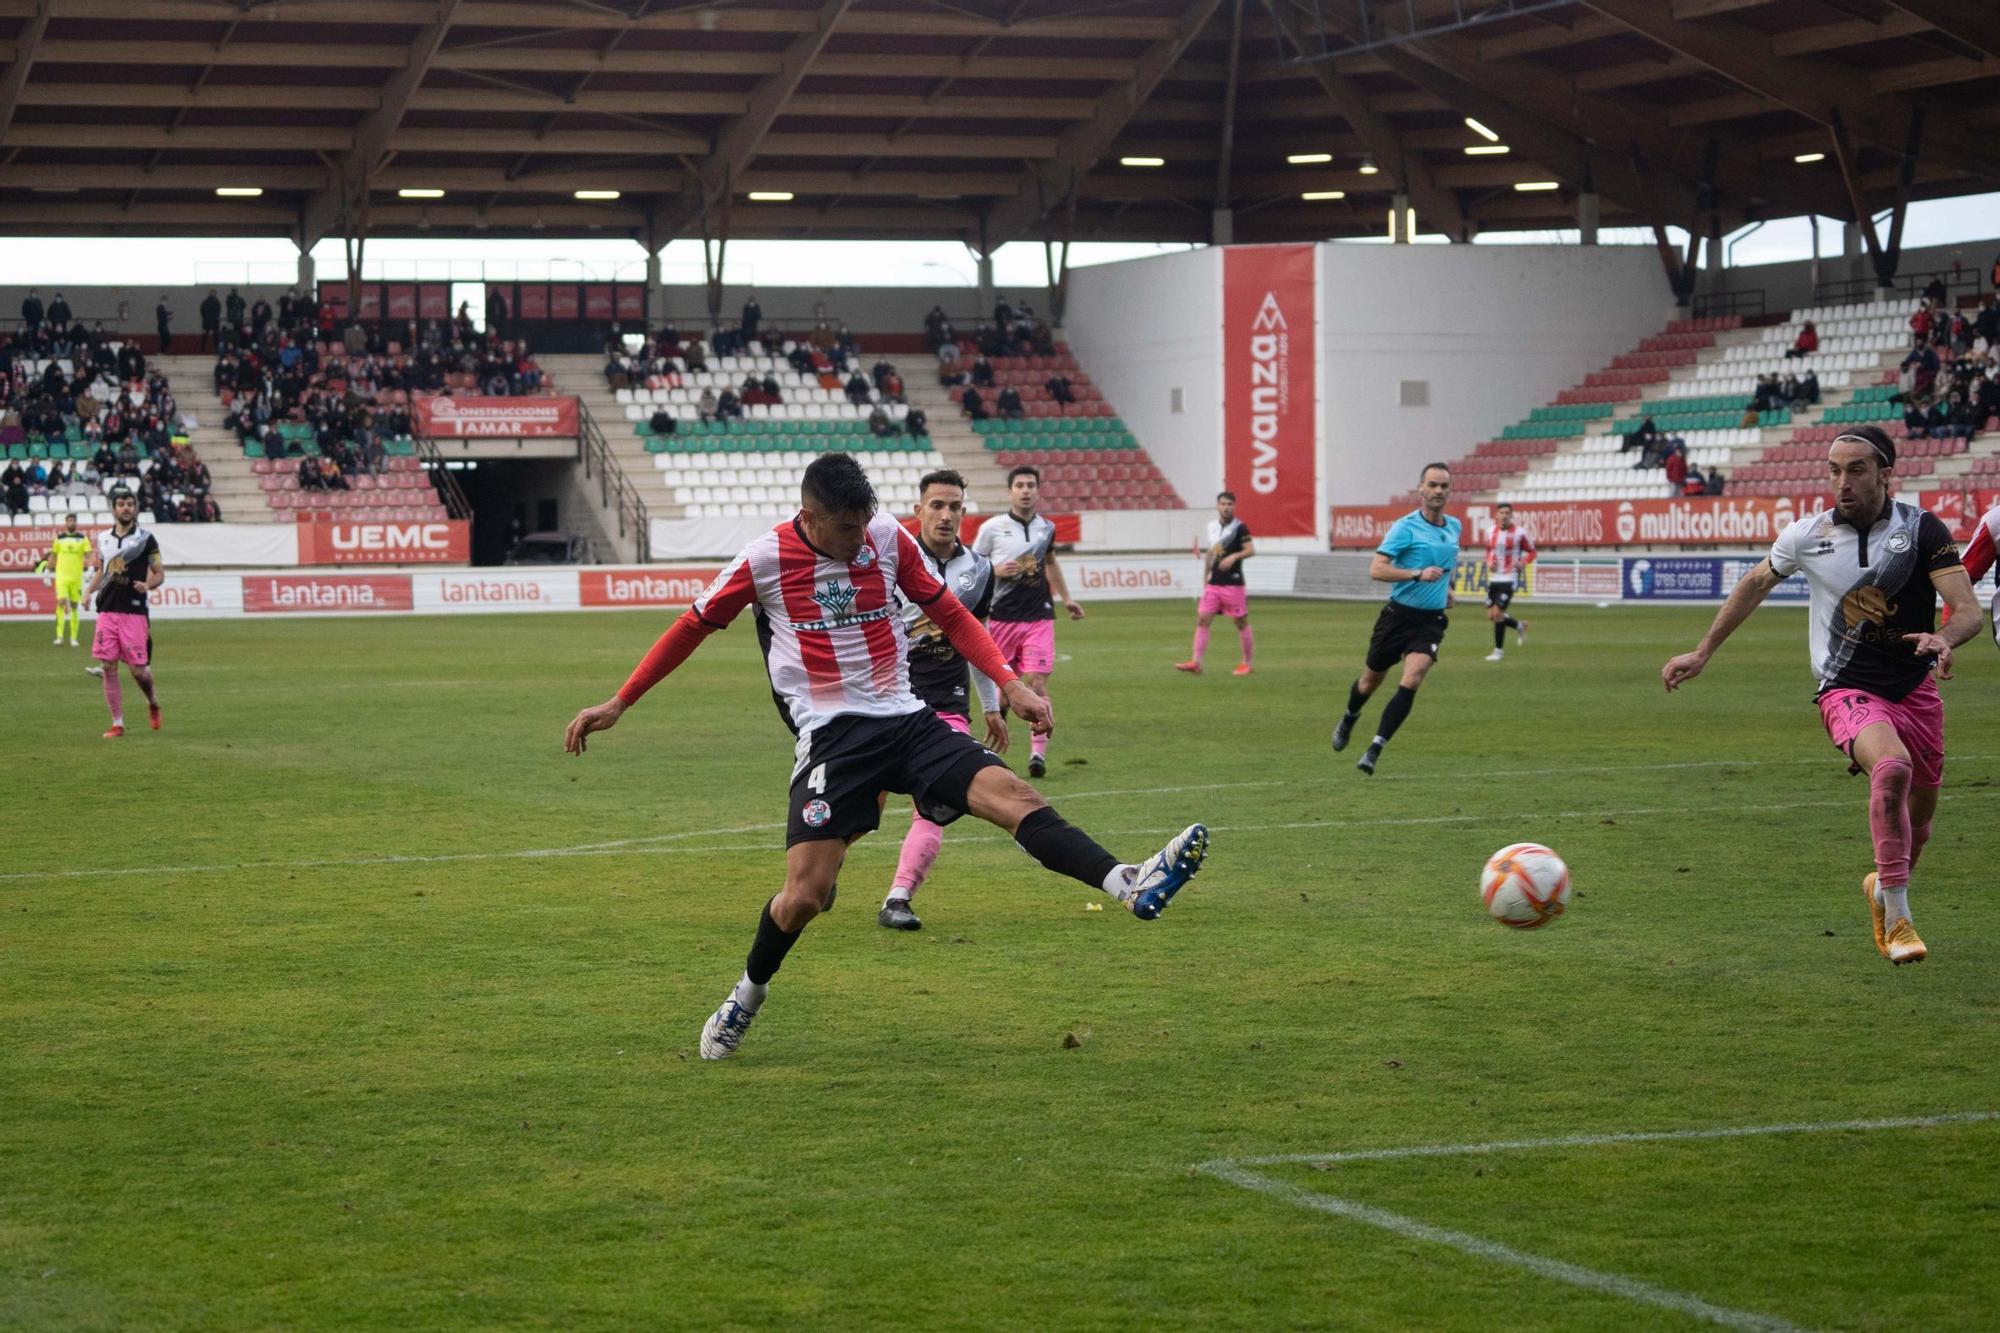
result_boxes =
[1332,462,1460,775]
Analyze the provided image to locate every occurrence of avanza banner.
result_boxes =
[297,520,470,565]
[414,395,580,438]
[1222,244,1319,539]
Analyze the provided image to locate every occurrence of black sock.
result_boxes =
[1494,622,1506,649]
[1374,685,1419,746]
[1014,805,1120,889]
[1502,615,1520,631]
[744,896,803,985]
[1344,679,1370,719]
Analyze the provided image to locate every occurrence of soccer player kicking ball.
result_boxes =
[1662,427,1980,965]
[1176,491,1256,676]
[972,465,1083,779]
[564,455,1209,1060]
[878,468,1011,932]
[82,487,165,739]
[1333,463,1459,776]
[39,512,93,647]
[1482,502,1533,662]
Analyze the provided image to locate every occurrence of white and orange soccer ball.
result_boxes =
[1480,843,1571,929]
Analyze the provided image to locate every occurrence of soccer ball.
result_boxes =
[1480,843,1571,929]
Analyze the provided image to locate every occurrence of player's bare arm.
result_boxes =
[142,554,165,592]
[1044,552,1084,620]
[1370,552,1443,583]
[1662,558,1785,691]
[1000,679,1053,734]
[1225,539,1256,569]
[1907,566,1981,680]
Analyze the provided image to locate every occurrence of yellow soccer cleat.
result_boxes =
[1862,872,1886,960]
[1884,917,1927,966]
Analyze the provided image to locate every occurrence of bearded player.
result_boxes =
[878,468,1009,932]
[972,465,1083,779]
[82,487,165,739]
[1662,427,1979,965]
[1482,503,1533,662]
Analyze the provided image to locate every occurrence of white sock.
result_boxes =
[731,972,768,1014]
[1878,883,1912,924]
[1102,864,1136,899]
[1371,735,1388,748]
[885,888,912,904]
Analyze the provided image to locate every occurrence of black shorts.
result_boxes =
[1365,601,1448,673]
[1486,580,1516,611]
[786,708,1008,847]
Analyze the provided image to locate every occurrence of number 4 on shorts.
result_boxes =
[806,763,828,793]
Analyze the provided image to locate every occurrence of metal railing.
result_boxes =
[1811,267,1986,309]
[410,427,472,521]
[576,398,651,563]
[1692,288,1766,319]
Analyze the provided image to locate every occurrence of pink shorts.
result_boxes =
[988,619,1056,676]
[92,610,151,667]
[936,711,971,735]
[1198,585,1249,619]
[1818,678,1944,788]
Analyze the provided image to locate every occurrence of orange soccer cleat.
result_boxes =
[148,702,162,731]
[1862,872,1886,958]
[1231,663,1253,676]
[1173,660,1202,674]
[1885,917,1927,966]
[102,724,124,739]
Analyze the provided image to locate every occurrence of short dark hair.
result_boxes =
[1007,465,1041,486]
[108,485,135,502]
[918,468,967,496]
[1420,461,1451,480]
[800,452,877,516]
[1495,501,1512,511]
[1831,424,1896,470]
[1216,490,1236,502]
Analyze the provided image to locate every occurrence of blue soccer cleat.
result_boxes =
[699,996,757,1060]
[1126,823,1210,920]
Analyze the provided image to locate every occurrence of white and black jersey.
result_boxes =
[1204,518,1252,587]
[899,540,1001,717]
[973,510,1058,622]
[93,525,160,617]
[1767,499,1964,701]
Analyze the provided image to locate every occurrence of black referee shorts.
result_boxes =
[1486,580,1516,611]
[786,708,1008,847]
[1365,601,1449,673]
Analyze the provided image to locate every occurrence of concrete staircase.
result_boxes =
[154,354,264,523]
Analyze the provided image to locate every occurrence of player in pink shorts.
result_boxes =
[82,487,166,739]
[972,465,1082,780]
[1663,427,1980,966]
[1176,491,1255,675]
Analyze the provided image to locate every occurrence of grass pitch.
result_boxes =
[3,598,1997,1331]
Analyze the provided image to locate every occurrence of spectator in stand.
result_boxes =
[47,291,72,329]
[225,287,246,330]
[683,334,708,372]
[1794,370,1820,406]
[1899,337,1940,400]
[1623,415,1659,458]
[1030,320,1056,357]
[486,287,509,337]
[970,354,994,389]
[649,406,678,437]
[1932,392,1976,440]
[194,493,222,523]
[924,304,949,348]
[715,386,742,421]
[937,346,965,388]
[740,293,762,342]
[993,297,1014,329]
[844,370,872,405]
[1975,296,2000,352]
[1785,321,1817,359]
[198,289,222,353]
[20,288,43,336]
[1046,373,1075,405]
[1681,464,1707,497]
[1,462,26,514]
[1949,312,1973,357]
[697,387,719,422]
[882,369,904,403]
[905,406,928,438]
[1923,275,1948,306]
[319,456,347,491]
[868,404,896,438]
[1903,399,1930,436]
[1663,441,1688,493]
[961,387,988,421]
[996,385,1024,419]
[154,296,174,354]
[1910,304,1933,343]
[871,358,897,392]
[251,295,272,336]
[1704,467,1726,496]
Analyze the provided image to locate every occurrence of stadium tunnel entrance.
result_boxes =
[446,457,618,566]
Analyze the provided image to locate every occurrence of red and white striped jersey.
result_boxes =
[1962,503,1999,587]
[692,513,947,735]
[1486,523,1536,580]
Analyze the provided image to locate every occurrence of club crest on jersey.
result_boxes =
[852,545,875,569]
[958,573,975,591]
[802,799,832,828]
[1886,531,1911,554]
[813,579,859,619]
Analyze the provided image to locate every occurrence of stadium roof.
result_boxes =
[0,0,1994,249]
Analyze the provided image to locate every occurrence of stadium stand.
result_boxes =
[1385,297,1998,510]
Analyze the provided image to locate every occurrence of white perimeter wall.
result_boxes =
[1318,244,1671,506]
[1062,247,1222,514]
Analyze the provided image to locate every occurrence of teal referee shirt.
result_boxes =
[1376,509,1460,612]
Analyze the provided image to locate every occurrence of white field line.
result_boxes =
[6,788,1997,887]
[1197,1111,2000,1333]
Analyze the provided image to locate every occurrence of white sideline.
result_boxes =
[1197,1111,2000,1333]
[4,787,1997,886]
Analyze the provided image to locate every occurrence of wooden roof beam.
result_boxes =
[1882,0,2000,60]
[0,0,50,143]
